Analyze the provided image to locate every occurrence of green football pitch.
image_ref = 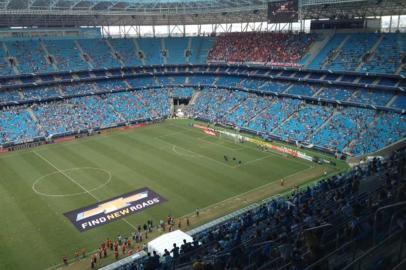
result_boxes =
[0,119,347,270]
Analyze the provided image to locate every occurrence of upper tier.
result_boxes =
[0,32,404,76]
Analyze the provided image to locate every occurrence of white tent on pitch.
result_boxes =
[147,230,193,257]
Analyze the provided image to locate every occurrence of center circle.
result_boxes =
[32,167,112,197]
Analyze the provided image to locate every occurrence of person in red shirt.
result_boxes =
[114,241,118,252]
[98,248,102,259]
[103,247,107,258]
[122,243,126,255]
[114,250,119,260]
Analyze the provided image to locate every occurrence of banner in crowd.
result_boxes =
[64,188,167,232]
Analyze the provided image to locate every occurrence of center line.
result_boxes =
[33,150,136,230]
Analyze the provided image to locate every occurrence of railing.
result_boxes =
[373,201,406,244]
[342,229,406,270]
[304,240,360,270]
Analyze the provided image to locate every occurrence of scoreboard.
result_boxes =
[267,0,299,23]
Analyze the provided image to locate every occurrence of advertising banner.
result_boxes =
[64,188,167,232]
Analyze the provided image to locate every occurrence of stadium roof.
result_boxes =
[0,0,404,27]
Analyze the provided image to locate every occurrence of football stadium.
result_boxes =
[0,0,406,270]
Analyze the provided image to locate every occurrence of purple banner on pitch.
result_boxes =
[64,187,167,232]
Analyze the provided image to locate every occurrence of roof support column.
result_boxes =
[197,24,201,36]
[389,15,392,32]
[397,15,400,31]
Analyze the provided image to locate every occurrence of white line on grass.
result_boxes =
[45,163,317,270]
[197,136,245,151]
[34,151,99,201]
[31,167,112,198]
[170,123,312,167]
[232,155,274,168]
[171,145,199,157]
[32,151,136,230]
[155,136,236,169]
[178,165,315,220]
[155,129,194,139]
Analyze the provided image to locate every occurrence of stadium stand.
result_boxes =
[361,33,406,74]
[191,88,405,155]
[315,87,354,101]
[22,86,61,101]
[109,38,143,67]
[310,33,378,72]
[189,37,215,64]
[208,32,316,65]
[108,149,406,270]
[0,69,404,157]
[164,37,189,64]
[137,38,164,65]
[0,3,405,270]
[309,32,406,75]
[0,106,42,144]
[78,38,121,69]
[1,0,406,269]
[171,88,194,99]
[5,40,54,74]
[43,39,90,71]
[0,42,16,76]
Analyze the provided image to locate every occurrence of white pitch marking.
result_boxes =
[232,155,274,168]
[32,151,136,230]
[171,145,199,157]
[155,136,236,169]
[32,167,112,198]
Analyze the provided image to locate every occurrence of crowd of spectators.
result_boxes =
[248,97,301,134]
[0,105,41,144]
[191,89,405,156]
[0,33,405,77]
[0,89,171,142]
[274,104,334,142]
[171,88,194,99]
[109,149,406,270]
[208,32,315,65]
[192,88,248,122]
[0,74,404,156]
[33,95,122,136]
[309,32,406,75]
[224,95,269,128]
